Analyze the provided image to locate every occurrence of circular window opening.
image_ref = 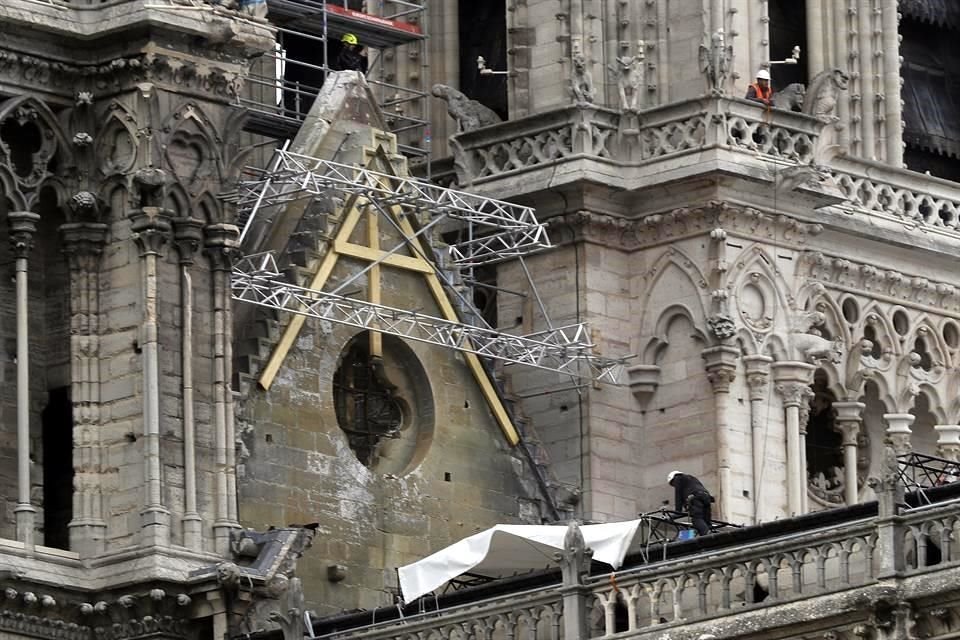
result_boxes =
[333,331,434,475]
[944,322,960,350]
[893,310,910,336]
[841,297,859,324]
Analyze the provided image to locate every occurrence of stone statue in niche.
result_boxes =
[570,52,596,105]
[432,84,502,133]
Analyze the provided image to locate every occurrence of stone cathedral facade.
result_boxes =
[0,1,960,640]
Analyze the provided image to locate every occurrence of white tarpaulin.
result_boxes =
[397,520,643,603]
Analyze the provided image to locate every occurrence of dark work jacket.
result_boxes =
[334,46,368,73]
[673,473,710,511]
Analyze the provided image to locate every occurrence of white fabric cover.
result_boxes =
[397,520,642,603]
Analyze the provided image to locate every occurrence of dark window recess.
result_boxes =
[900,15,960,181]
[768,0,808,90]
[333,333,404,467]
[806,372,844,503]
[458,0,507,120]
[42,387,73,550]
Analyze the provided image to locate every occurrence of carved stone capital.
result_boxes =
[172,217,205,264]
[7,211,40,259]
[204,223,241,270]
[776,382,811,407]
[129,207,173,256]
[61,222,109,270]
[934,425,960,462]
[771,361,815,385]
[743,355,773,401]
[702,345,739,393]
[884,413,915,455]
[833,401,866,446]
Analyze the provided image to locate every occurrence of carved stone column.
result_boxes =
[174,217,204,551]
[130,206,173,547]
[798,388,815,513]
[934,425,960,462]
[884,413,915,456]
[557,523,591,640]
[8,211,39,546]
[743,354,772,523]
[61,217,109,556]
[773,362,815,516]
[703,345,739,521]
[833,401,866,506]
[205,223,241,554]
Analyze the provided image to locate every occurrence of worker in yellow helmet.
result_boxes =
[334,33,368,73]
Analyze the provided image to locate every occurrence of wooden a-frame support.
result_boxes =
[256,136,520,446]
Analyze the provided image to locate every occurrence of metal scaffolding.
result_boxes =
[233,254,629,383]
[239,0,430,162]
[225,149,552,267]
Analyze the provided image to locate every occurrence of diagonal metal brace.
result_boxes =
[232,254,629,384]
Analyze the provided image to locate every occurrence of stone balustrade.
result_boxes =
[450,98,823,187]
[315,494,960,640]
[587,520,878,636]
[318,589,564,640]
[831,157,960,232]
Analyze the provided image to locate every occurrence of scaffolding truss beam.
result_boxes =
[233,254,627,384]
[225,149,552,266]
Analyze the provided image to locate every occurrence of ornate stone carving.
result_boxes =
[570,52,596,105]
[773,83,806,111]
[129,208,173,256]
[803,69,850,121]
[72,132,94,147]
[548,201,823,252]
[776,382,811,407]
[699,28,733,95]
[804,251,960,314]
[608,44,644,112]
[789,311,843,364]
[432,84,501,133]
[706,313,736,341]
[0,48,248,99]
[7,211,40,259]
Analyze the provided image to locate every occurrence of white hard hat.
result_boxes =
[755,69,771,81]
[667,470,681,483]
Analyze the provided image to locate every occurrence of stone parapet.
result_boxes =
[313,496,960,640]
[451,97,824,187]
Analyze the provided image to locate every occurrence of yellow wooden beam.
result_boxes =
[257,204,365,390]
[367,208,382,358]
[395,215,521,446]
[332,240,434,273]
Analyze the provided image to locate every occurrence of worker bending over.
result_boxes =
[667,470,714,537]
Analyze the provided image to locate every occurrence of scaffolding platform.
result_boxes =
[240,0,431,164]
[267,1,424,48]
